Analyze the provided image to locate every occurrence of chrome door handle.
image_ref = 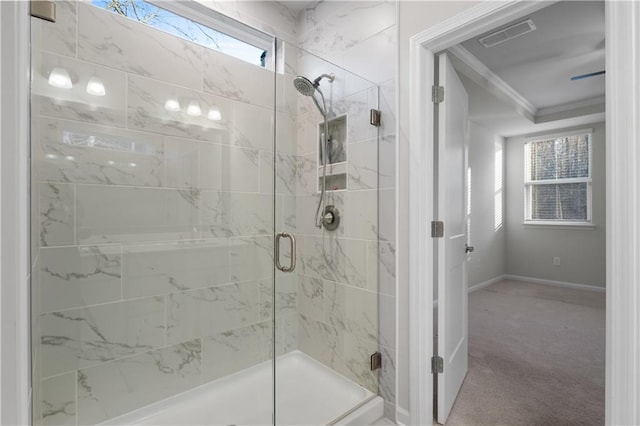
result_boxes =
[465,244,474,253]
[275,232,296,272]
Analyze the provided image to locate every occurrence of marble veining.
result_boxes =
[344,190,378,241]
[229,236,273,283]
[33,0,398,419]
[78,3,203,90]
[40,245,122,313]
[39,118,165,187]
[203,48,274,109]
[276,153,298,195]
[165,136,223,190]
[40,183,75,247]
[40,0,77,57]
[324,281,378,342]
[221,146,261,193]
[303,236,369,289]
[378,240,396,296]
[41,372,76,426]
[298,275,324,322]
[77,340,201,425]
[166,282,261,345]
[228,194,274,237]
[378,345,396,405]
[202,321,272,382]
[123,239,230,299]
[76,185,202,244]
[233,102,274,152]
[40,296,165,377]
[298,313,342,367]
[348,138,379,190]
[296,154,316,196]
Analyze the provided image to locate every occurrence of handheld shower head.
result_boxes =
[293,73,335,97]
[293,73,335,118]
[293,76,316,97]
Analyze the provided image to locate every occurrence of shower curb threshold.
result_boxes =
[99,350,379,426]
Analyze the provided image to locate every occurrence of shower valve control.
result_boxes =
[322,205,340,231]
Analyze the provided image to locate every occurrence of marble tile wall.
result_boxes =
[281,40,384,396]
[32,2,293,425]
[33,0,397,424]
[297,1,398,419]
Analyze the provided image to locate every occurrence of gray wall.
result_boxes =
[505,122,606,287]
[467,122,506,287]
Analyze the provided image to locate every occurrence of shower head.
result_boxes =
[293,76,316,96]
[293,73,335,118]
[293,73,335,96]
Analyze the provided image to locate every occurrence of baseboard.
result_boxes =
[504,274,606,293]
[395,407,410,426]
[433,274,507,308]
[468,274,507,293]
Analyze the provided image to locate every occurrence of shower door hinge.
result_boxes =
[432,85,444,103]
[370,109,381,127]
[370,352,382,371]
[431,221,444,238]
[432,356,444,374]
[31,1,56,22]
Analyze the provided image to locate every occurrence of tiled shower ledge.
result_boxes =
[101,350,380,425]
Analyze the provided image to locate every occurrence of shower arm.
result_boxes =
[314,89,329,229]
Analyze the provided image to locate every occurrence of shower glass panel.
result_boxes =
[30,2,277,424]
[274,42,380,424]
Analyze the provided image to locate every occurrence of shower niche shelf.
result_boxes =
[317,114,347,192]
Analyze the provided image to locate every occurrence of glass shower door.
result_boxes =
[30,2,277,424]
[274,42,381,425]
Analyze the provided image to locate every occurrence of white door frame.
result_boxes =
[408,1,640,425]
[0,1,31,424]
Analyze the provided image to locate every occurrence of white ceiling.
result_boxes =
[453,1,605,137]
[461,1,605,111]
[459,73,604,138]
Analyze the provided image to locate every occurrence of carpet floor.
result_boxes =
[446,279,605,426]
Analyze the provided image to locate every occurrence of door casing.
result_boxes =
[406,1,640,425]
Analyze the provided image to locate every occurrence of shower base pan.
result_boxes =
[101,350,383,425]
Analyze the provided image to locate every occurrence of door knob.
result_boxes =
[465,244,474,253]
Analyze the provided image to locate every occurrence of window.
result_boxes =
[494,141,503,230]
[93,0,269,67]
[524,131,592,224]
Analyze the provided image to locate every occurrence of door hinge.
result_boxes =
[31,1,56,22]
[431,221,444,238]
[370,352,382,371]
[432,356,443,374]
[370,109,381,127]
[432,85,444,103]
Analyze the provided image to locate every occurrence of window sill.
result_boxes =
[522,221,596,229]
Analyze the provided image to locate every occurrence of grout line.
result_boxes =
[74,370,78,426]
[119,244,124,301]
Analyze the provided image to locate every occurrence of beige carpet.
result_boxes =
[446,279,605,426]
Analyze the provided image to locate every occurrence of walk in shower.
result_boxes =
[31,1,383,425]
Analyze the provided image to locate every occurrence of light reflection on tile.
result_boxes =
[39,118,165,187]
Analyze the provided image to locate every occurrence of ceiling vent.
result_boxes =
[478,19,536,48]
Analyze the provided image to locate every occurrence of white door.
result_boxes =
[436,52,469,424]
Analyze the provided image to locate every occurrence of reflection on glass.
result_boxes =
[86,77,106,96]
[187,101,202,117]
[208,107,222,121]
[165,99,181,112]
[48,67,73,89]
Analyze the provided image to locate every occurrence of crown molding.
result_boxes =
[448,44,537,121]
